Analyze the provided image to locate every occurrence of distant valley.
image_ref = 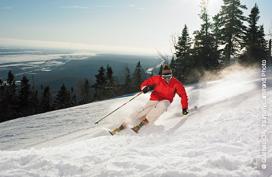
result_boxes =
[0,48,162,93]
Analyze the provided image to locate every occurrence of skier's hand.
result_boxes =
[142,86,154,94]
[182,108,188,115]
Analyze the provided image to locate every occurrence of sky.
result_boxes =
[0,0,271,55]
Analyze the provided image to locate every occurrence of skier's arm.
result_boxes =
[140,76,157,92]
[175,81,188,110]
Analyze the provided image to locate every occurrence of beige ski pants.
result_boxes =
[125,100,170,126]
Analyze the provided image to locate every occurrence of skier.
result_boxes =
[110,64,188,135]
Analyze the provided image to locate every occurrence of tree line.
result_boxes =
[1,0,272,122]
[171,0,271,83]
[0,61,146,122]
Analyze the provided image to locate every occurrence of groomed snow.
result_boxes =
[0,65,271,177]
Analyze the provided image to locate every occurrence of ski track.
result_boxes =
[0,67,272,177]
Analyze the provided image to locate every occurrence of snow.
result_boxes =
[0,66,271,177]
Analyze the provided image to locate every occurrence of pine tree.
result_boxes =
[79,79,91,104]
[240,4,268,64]
[212,14,221,50]
[0,71,18,121]
[132,61,144,92]
[0,79,3,104]
[40,86,52,113]
[106,65,114,85]
[175,25,191,59]
[19,76,30,105]
[93,66,106,100]
[105,65,115,98]
[173,25,193,82]
[193,4,219,70]
[70,87,77,106]
[124,66,132,94]
[218,0,247,65]
[18,75,31,116]
[54,84,71,109]
[6,71,17,105]
[29,87,39,114]
[257,25,268,59]
[212,14,224,64]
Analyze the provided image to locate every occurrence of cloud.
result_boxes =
[60,5,89,9]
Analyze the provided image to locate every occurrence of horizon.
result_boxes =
[0,0,271,55]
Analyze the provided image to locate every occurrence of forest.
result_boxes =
[0,0,271,122]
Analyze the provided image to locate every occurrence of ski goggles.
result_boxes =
[162,73,172,80]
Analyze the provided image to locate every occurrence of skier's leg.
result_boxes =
[124,100,158,127]
[145,100,170,124]
[131,100,170,133]
[110,101,157,135]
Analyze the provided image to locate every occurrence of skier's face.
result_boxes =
[162,73,172,83]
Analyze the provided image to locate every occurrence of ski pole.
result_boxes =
[94,92,143,125]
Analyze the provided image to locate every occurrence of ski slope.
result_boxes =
[0,65,271,177]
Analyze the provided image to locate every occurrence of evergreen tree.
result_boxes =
[40,86,52,113]
[18,75,31,116]
[29,87,39,114]
[7,71,15,85]
[105,65,115,98]
[212,14,224,63]
[0,71,18,121]
[106,65,114,85]
[175,25,191,59]
[0,79,3,104]
[132,61,144,91]
[193,5,219,70]
[79,79,91,104]
[54,84,72,109]
[212,14,221,50]
[6,71,17,105]
[19,76,30,105]
[218,0,247,65]
[240,4,268,64]
[173,25,193,82]
[4,71,18,120]
[124,66,132,94]
[257,25,268,59]
[70,87,77,106]
[93,66,106,100]
[0,79,6,122]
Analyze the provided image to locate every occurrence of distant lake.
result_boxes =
[0,48,162,93]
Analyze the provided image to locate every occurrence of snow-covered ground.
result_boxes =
[0,66,271,177]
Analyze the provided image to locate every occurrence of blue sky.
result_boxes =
[0,0,271,54]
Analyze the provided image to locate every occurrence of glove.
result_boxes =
[182,108,188,115]
[142,86,154,94]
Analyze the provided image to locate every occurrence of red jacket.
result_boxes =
[140,75,188,109]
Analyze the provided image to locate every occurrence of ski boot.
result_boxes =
[131,119,149,133]
[109,124,126,135]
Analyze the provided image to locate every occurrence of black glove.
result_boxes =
[142,86,154,94]
[182,108,188,115]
